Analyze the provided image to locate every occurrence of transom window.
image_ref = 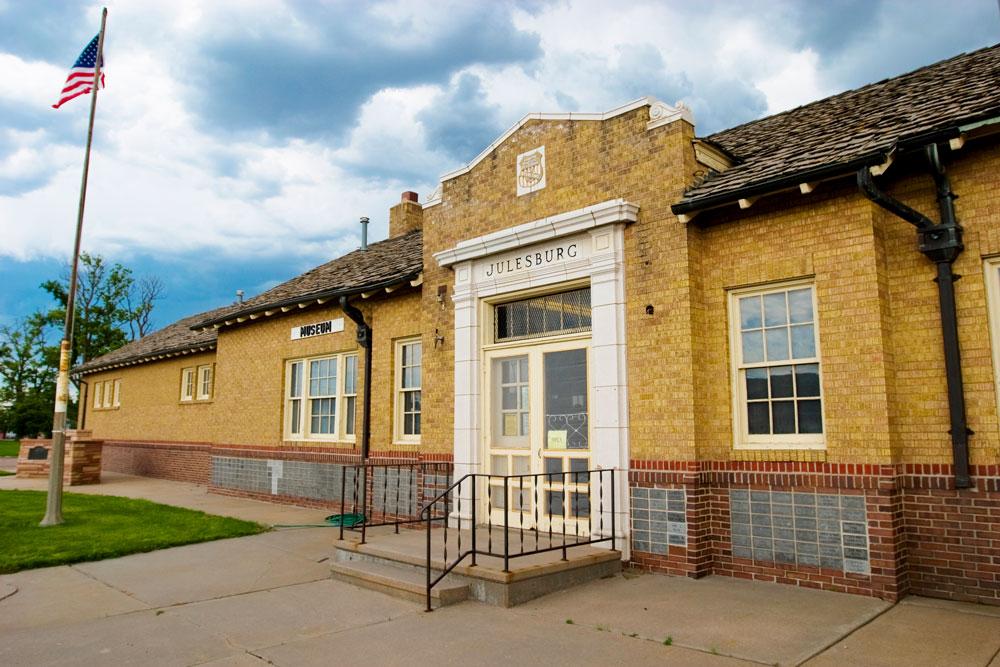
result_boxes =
[91,379,121,410]
[730,282,824,448]
[285,353,358,441]
[395,339,422,442]
[494,287,591,342]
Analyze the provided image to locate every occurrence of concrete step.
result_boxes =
[330,557,469,608]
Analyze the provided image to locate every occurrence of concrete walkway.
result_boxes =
[1,473,999,666]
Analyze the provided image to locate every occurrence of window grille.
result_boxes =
[494,287,591,343]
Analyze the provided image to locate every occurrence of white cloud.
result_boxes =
[0,0,993,270]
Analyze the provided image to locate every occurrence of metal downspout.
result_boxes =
[856,145,972,488]
[339,296,372,461]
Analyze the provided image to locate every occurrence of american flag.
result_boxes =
[52,34,105,109]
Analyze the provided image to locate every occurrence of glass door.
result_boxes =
[484,341,591,534]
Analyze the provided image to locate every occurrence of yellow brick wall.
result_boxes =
[686,135,1000,466]
[81,112,1000,471]
[82,352,218,442]
[210,289,423,450]
[876,138,1000,465]
[420,108,699,459]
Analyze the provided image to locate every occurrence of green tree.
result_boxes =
[37,252,163,368]
[0,318,55,437]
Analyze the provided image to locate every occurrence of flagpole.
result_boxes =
[41,7,108,527]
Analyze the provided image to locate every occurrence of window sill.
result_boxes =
[178,399,213,405]
[283,437,357,445]
[734,441,826,451]
[392,440,421,447]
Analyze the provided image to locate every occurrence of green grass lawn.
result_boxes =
[0,470,12,477]
[0,490,267,573]
[0,440,19,457]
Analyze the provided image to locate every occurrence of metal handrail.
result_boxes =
[338,461,453,543]
[420,468,617,611]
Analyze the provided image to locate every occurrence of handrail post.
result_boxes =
[610,468,617,550]
[471,476,478,566]
[503,475,510,573]
[425,504,432,612]
[339,465,346,541]
[360,463,368,545]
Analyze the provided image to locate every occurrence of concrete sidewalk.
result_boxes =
[2,473,999,665]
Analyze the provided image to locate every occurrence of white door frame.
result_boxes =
[433,198,637,554]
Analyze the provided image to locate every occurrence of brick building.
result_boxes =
[76,45,1000,604]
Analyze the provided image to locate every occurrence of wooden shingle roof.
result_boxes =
[674,43,1000,214]
[73,307,226,375]
[76,230,423,374]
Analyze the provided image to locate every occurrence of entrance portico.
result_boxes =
[434,198,638,553]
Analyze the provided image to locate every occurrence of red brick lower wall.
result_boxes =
[102,440,211,484]
[629,460,999,605]
[902,465,1000,604]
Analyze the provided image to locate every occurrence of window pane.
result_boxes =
[345,396,356,435]
[769,365,793,398]
[545,349,588,450]
[746,368,768,400]
[502,387,517,410]
[290,399,301,435]
[763,292,788,327]
[765,327,789,361]
[547,490,565,516]
[512,456,530,475]
[413,413,421,435]
[795,364,821,397]
[345,356,357,394]
[772,401,795,434]
[502,359,516,383]
[290,362,303,398]
[519,357,528,380]
[520,413,529,436]
[491,455,508,475]
[570,492,590,518]
[491,486,506,509]
[495,288,591,342]
[739,295,762,330]
[741,330,764,363]
[798,400,823,433]
[544,458,563,475]
[748,402,770,434]
[791,324,816,359]
[788,288,813,324]
[310,397,335,434]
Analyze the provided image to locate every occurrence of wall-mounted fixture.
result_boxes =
[437,285,448,308]
[434,328,446,348]
[645,304,654,316]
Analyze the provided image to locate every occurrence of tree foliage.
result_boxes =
[0,252,163,437]
[0,319,55,437]
[36,252,163,367]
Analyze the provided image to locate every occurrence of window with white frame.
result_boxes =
[285,353,358,441]
[197,365,213,400]
[91,379,121,410]
[180,367,196,402]
[395,339,422,442]
[729,282,824,448]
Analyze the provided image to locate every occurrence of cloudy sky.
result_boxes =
[1,0,997,332]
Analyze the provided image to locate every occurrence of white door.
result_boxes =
[484,340,592,535]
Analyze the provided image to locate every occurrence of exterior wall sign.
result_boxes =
[290,317,344,341]
[479,238,590,282]
[516,145,546,196]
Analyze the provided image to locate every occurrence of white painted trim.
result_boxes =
[433,198,639,268]
[447,217,634,556]
[984,258,1000,430]
[438,97,693,184]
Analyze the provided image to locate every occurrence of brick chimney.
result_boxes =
[388,191,423,238]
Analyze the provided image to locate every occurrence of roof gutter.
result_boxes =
[672,124,968,218]
[857,143,972,489]
[339,296,372,463]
